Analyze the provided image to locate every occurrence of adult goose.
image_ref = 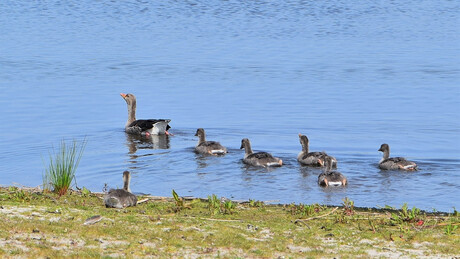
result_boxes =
[194,128,227,155]
[120,93,171,136]
[318,156,347,187]
[240,138,283,167]
[378,143,417,171]
[297,134,337,168]
[104,171,138,208]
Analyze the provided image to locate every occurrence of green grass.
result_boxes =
[0,187,459,258]
[43,139,86,196]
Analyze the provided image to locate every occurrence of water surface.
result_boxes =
[1,0,459,211]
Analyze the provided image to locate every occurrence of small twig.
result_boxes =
[137,198,149,204]
[197,217,242,222]
[294,220,311,229]
[419,222,460,229]
[295,207,339,222]
[84,215,102,225]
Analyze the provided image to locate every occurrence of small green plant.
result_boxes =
[43,139,86,196]
[288,203,322,217]
[172,189,185,211]
[248,199,264,208]
[368,216,376,232]
[401,203,421,222]
[222,200,236,214]
[13,189,27,201]
[390,213,402,225]
[445,224,458,235]
[391,203,423,225]
[81,187,91,197]
[342,197,355,216]
[207,194,220,215]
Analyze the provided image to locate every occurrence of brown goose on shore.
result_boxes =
[318,156,347,187]
[104,171,138,208]
[378,143,417,171]
[297,134,337,168]
[240,138,283,167]
[194,128,227,155]
[120,93,171,136]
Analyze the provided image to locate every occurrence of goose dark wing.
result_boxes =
[128,119,171,131]
[249,152,274,160]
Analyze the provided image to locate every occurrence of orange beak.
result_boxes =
[120,93,127,98]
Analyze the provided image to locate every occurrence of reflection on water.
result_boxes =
[125,133,170,154]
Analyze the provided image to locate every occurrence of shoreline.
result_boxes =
[0,186,459,258]
[2,184,456,215]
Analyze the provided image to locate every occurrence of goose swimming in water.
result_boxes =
[297,134,337,168]
[104,171,138,208]
[194,128,227,155]
[378,143,417,171]
[120,93,171,136]
[318,156,347,187]
[240,138,283,167]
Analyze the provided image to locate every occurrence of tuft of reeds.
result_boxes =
[43,139,86,196]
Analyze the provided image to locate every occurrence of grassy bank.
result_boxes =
[0,186,458,258]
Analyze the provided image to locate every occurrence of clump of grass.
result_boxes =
[43,139,86,196]
[342,197,355,216]
[445,224,458,235]
[206,194,236,215]
[248,199,264,208]
[172,189,191,212]
[390,203,424,225]
[444,224,458,236]
[222,200,236,215]
[288,203,323,217]
[208,194,221,215]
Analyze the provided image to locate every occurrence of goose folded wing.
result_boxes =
[386,157,407,163]
[302,151,326,160]
[250,152,274,159]
[128,119,171,131]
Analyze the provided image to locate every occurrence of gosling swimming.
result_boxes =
[378,143,417,171]
[240,138,283,167]
[297,133,337,168]
[318,156,347,187]
[194,128,227,155]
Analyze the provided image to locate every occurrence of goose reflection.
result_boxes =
[125,133,170,154]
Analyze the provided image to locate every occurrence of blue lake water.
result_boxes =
[1,0,459,212]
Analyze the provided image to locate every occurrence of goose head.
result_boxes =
[240,138,250,150]
[324,156,334,171]
[298,133,309,151]
[120,93,137,107]
[378,143,389,153]
[195,128,205,137]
